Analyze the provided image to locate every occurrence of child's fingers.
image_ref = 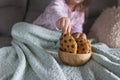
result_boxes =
[56,20,61,30]
[57,17,71,34]
[59,20,66,34]
[60,19,65,28]
[80,33,87,39]
[75,33,80,39]
[76,34,80,39]
[63,25,68,34]
[64,19,71,34]
[67,26,71,33]
[64,19,70,29]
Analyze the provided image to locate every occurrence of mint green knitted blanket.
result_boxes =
[0,22,120,80]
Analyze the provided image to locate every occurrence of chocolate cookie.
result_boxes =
[60,33,77,54]
[76,38,92,54]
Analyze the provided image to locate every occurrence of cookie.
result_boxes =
[60,33,77,54]
[76,38,92,54]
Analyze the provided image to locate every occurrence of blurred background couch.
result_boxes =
[0,0,119,48]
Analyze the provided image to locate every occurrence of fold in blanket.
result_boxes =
[0,22,120,80]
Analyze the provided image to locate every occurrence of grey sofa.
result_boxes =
[0,0,118,48]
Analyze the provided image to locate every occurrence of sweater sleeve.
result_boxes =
[33,0,68,29]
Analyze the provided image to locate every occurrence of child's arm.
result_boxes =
[33,0,68,29]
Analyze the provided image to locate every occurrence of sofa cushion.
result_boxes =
[0,0,27,36]
[88,7,120,48]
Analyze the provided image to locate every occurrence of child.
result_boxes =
[33,0,91,39]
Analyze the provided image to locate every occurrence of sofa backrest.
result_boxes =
[88,0,118,17]
[0,0,27,36]
[25,0,118,34]
[25,0,51,23]
[0,0,118,36]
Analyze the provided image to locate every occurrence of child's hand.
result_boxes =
[72,32,87,39]
[56,17,71,34]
